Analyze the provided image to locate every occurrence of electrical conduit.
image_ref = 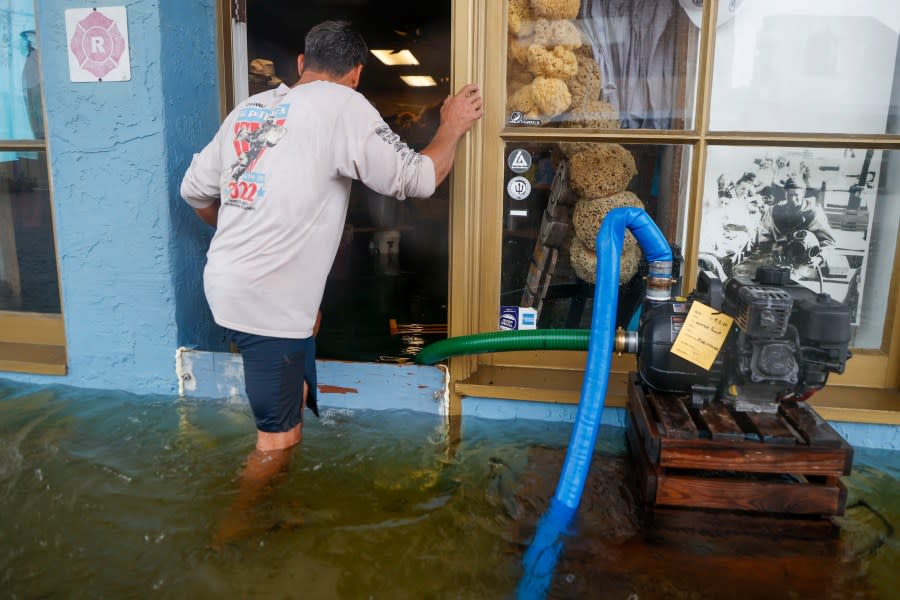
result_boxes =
[516,207,672,599]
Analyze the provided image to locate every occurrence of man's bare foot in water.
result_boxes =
[211,446,295,548]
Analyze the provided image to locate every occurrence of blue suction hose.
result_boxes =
[517,207,672,599]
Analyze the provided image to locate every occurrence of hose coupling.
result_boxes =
[646,260,674,302]
[614,327,639,354]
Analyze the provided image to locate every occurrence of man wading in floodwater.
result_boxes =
[180,20,483,543]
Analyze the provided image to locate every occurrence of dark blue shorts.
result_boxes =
[225,329,319,433]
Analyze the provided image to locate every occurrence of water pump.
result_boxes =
[618,264,852,412]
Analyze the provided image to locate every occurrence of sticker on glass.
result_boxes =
[507,176,531,200]
[507,149,532,174]
[508,111,541,126]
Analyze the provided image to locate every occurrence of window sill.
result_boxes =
[456,365,900,426]
[0,342,67,376]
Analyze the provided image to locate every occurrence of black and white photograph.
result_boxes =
[698,147,879,324]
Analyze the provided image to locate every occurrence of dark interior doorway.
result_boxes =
[246,0,453,362]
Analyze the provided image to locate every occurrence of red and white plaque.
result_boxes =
[65,7,131,82]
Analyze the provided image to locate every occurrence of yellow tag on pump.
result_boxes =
[670,301,734,370]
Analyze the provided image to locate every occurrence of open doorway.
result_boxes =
[245,0,452,362]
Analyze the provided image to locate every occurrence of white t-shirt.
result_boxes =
[180,81,436,338]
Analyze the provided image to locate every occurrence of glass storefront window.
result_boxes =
[500,142,691,330]
[698,146,899,349]
[505,0,699,130]
[0,152,59,314]
[1,2,59,317]
[709,1,900,134]
[1,1,44,141]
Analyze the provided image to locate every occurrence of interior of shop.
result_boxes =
[246,0,452,361]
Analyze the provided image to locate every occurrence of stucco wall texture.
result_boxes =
[5,0,221,394]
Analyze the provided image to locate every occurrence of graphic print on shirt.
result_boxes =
[374,123,423,168]
[225,103,289,208]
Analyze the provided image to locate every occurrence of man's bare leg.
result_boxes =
[212,382,308,546]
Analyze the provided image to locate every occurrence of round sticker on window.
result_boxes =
[507,176,532,200]
[507,149,532,174]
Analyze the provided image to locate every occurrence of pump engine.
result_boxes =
[622,265,852,413]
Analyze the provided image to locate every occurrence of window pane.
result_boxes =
[698,147,899,350]
[710,1,900,134]
[0,152,60,314]
[505,0,698,130]
[0,2,43,141]
[500,142,691,330]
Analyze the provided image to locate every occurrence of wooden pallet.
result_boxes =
[626,373,853,520]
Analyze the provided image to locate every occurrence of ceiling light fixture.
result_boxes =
[370,49,420,66]
[400,75,437,87]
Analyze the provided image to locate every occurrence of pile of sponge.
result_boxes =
[507,0,590,122]
[568,149,644,285]
[507,1,642,286]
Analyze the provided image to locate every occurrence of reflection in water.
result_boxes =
[0,380,897,598]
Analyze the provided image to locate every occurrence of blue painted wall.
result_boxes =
[4,0,221,393]
[159,1,229,354]
[463,398,900,451]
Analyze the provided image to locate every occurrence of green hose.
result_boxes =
[414,329,590,365]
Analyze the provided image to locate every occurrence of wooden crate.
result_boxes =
[626,373,853,519]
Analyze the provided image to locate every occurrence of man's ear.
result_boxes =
[347,64,363,89]
[296,54,305,76]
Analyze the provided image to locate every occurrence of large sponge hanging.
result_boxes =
[570,236,642,285]
[508,0,535,37]
[568,144,637,198]
[572,191,645,251]
[531,0,581,21]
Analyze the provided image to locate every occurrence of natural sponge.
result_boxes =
[555,100,619,156]
[527,44,578,79]
[531,0,581,21]
[560,99,618,129]
[570,236,641,284]
[508,33,533,67]
[507,83,540,117]
[532,76,572,117]
[507,76,572,119]
[557,141,594,158]
[568,144,637,198]
[508,0,535,37]
[564,54,602,108]
[572,192,645,250]
[508,58,534,95]
[532,19,583,49]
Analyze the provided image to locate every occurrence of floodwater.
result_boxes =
[0,379,897,599]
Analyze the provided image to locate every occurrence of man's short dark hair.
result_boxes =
[303,21,368,77]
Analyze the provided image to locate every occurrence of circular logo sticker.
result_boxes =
[507,176,532,200]
[507,149,532,174]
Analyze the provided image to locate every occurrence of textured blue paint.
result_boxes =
[464,397,900,451]
[178,351,447,415]
[830,421,900,451]
[172,351,900,451]
[3,0,220,394]
[160,1,228,353]
[464,397,626,428]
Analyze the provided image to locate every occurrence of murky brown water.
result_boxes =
[0,380,897,599]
